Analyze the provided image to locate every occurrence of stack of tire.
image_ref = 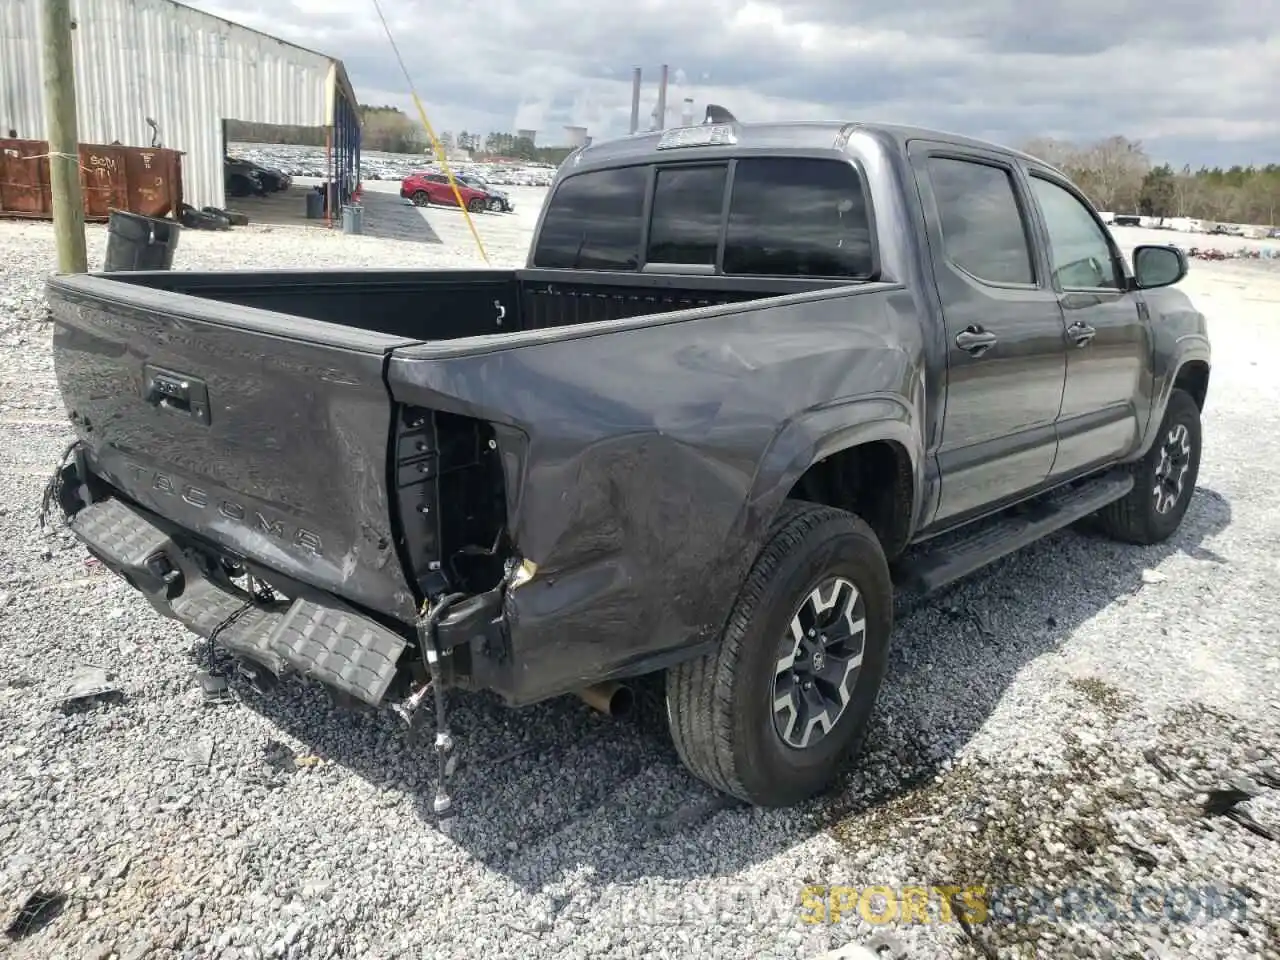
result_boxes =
[178,204,250,230]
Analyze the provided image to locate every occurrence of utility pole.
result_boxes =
[42,0,87,273]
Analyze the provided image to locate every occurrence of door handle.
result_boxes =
[955,325,998,357]
[1067,321,1097,347]
[143,365,211,425]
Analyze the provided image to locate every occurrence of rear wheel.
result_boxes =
[410,190,429,206]
[227,175,253,198]
[1094,388,1201,544]
[467,198,486,214]
[666,501,893,807]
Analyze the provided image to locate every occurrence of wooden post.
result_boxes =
[41,0,87,273]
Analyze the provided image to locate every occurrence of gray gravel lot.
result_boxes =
[1,197,1278,960]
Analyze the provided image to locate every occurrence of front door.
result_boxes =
[1023,171,1152,479]
[909,145,1068,525]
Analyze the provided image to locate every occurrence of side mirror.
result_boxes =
[1132,244,1188,289]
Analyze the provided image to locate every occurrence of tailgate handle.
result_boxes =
[144,365,210,425]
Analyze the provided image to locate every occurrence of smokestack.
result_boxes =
[629,67,642,135]
[656,64,669,132]
[681,97,694,127]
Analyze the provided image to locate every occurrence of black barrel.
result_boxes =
[103,210,181,272]
[305,188,324,219]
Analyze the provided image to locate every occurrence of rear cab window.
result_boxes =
[530,166,648,270]
[531,154,876,280]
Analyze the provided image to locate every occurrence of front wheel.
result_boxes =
[1094,387,1202,544]
[666,501,893,808]
[487,198,503,212]
[410,190,429,206]
[467,198,486,214]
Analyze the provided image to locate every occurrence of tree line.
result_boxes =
[226,107,575,165]
[432,130,575,166]
[1021,136,1279,226]
[224,106,416,151]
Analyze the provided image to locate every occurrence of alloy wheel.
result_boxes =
[1153,423,1192,514]
[771,577,867,749]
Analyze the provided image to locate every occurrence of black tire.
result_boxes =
[487,198,503,212]
[1094,388,1202,545]
[227,175,253,198]
[467,198,486,214]
[666,500,893,807]
[202,206,249,227]
[411,190,429,206]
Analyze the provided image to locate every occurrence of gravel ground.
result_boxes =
[1,197,1278,960]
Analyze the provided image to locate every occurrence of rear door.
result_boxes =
[1021,169,1152,479]
[425,173,451,203]
[47,275,423,622]
[907,142,1069,525]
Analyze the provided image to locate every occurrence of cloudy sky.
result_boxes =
[188,0,1279,166]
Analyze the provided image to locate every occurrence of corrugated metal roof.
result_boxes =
[0,0,358,208]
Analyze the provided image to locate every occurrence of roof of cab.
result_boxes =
[565,120,1044,171]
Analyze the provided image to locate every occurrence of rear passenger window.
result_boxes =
[926,157,1034,285]
[1029,175,1121,289]
[532,166,648,270]
[723,158,873,278]
[646,165,727,265]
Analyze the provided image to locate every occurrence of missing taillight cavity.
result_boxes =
[392,405,510,597]
[436,411,510,593]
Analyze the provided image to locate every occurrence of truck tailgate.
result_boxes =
[47,274,422,622]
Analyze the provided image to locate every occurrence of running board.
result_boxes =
[897,473,1134,594]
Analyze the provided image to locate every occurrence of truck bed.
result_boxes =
[46,267,843,628]
[103,267,799,338]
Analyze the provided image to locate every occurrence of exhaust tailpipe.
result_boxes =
[577,681,634,718]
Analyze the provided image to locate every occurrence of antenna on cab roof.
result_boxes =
[703,104,736,124]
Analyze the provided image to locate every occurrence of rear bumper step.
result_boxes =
[71,497,408,706]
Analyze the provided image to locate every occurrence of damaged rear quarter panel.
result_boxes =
[387,284,924,703]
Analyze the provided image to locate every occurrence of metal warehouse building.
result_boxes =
[0,0,360,209]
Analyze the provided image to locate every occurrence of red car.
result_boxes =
[400,172,490,213]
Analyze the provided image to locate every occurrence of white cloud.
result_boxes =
[188,0,1280,164]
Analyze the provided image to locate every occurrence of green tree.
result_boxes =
[1138,164,1177,218]
[357,105,424,153]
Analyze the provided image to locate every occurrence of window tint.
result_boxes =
[646,165,727,265]
[426,174,446,183]
[723,158,873,278]
[532,166,647,270]
[1029,176,1121,289]
[926,158,1034,285]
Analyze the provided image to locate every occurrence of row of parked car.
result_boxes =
[224,155,293,197]
[399,170,516,213]
[222,149,526,217]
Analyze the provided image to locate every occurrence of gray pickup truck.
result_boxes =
[42,114,1209,817]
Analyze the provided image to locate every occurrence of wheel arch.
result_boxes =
[738,395,926,564]
[1173,358,1210,411]
[1132,342,1210,461]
